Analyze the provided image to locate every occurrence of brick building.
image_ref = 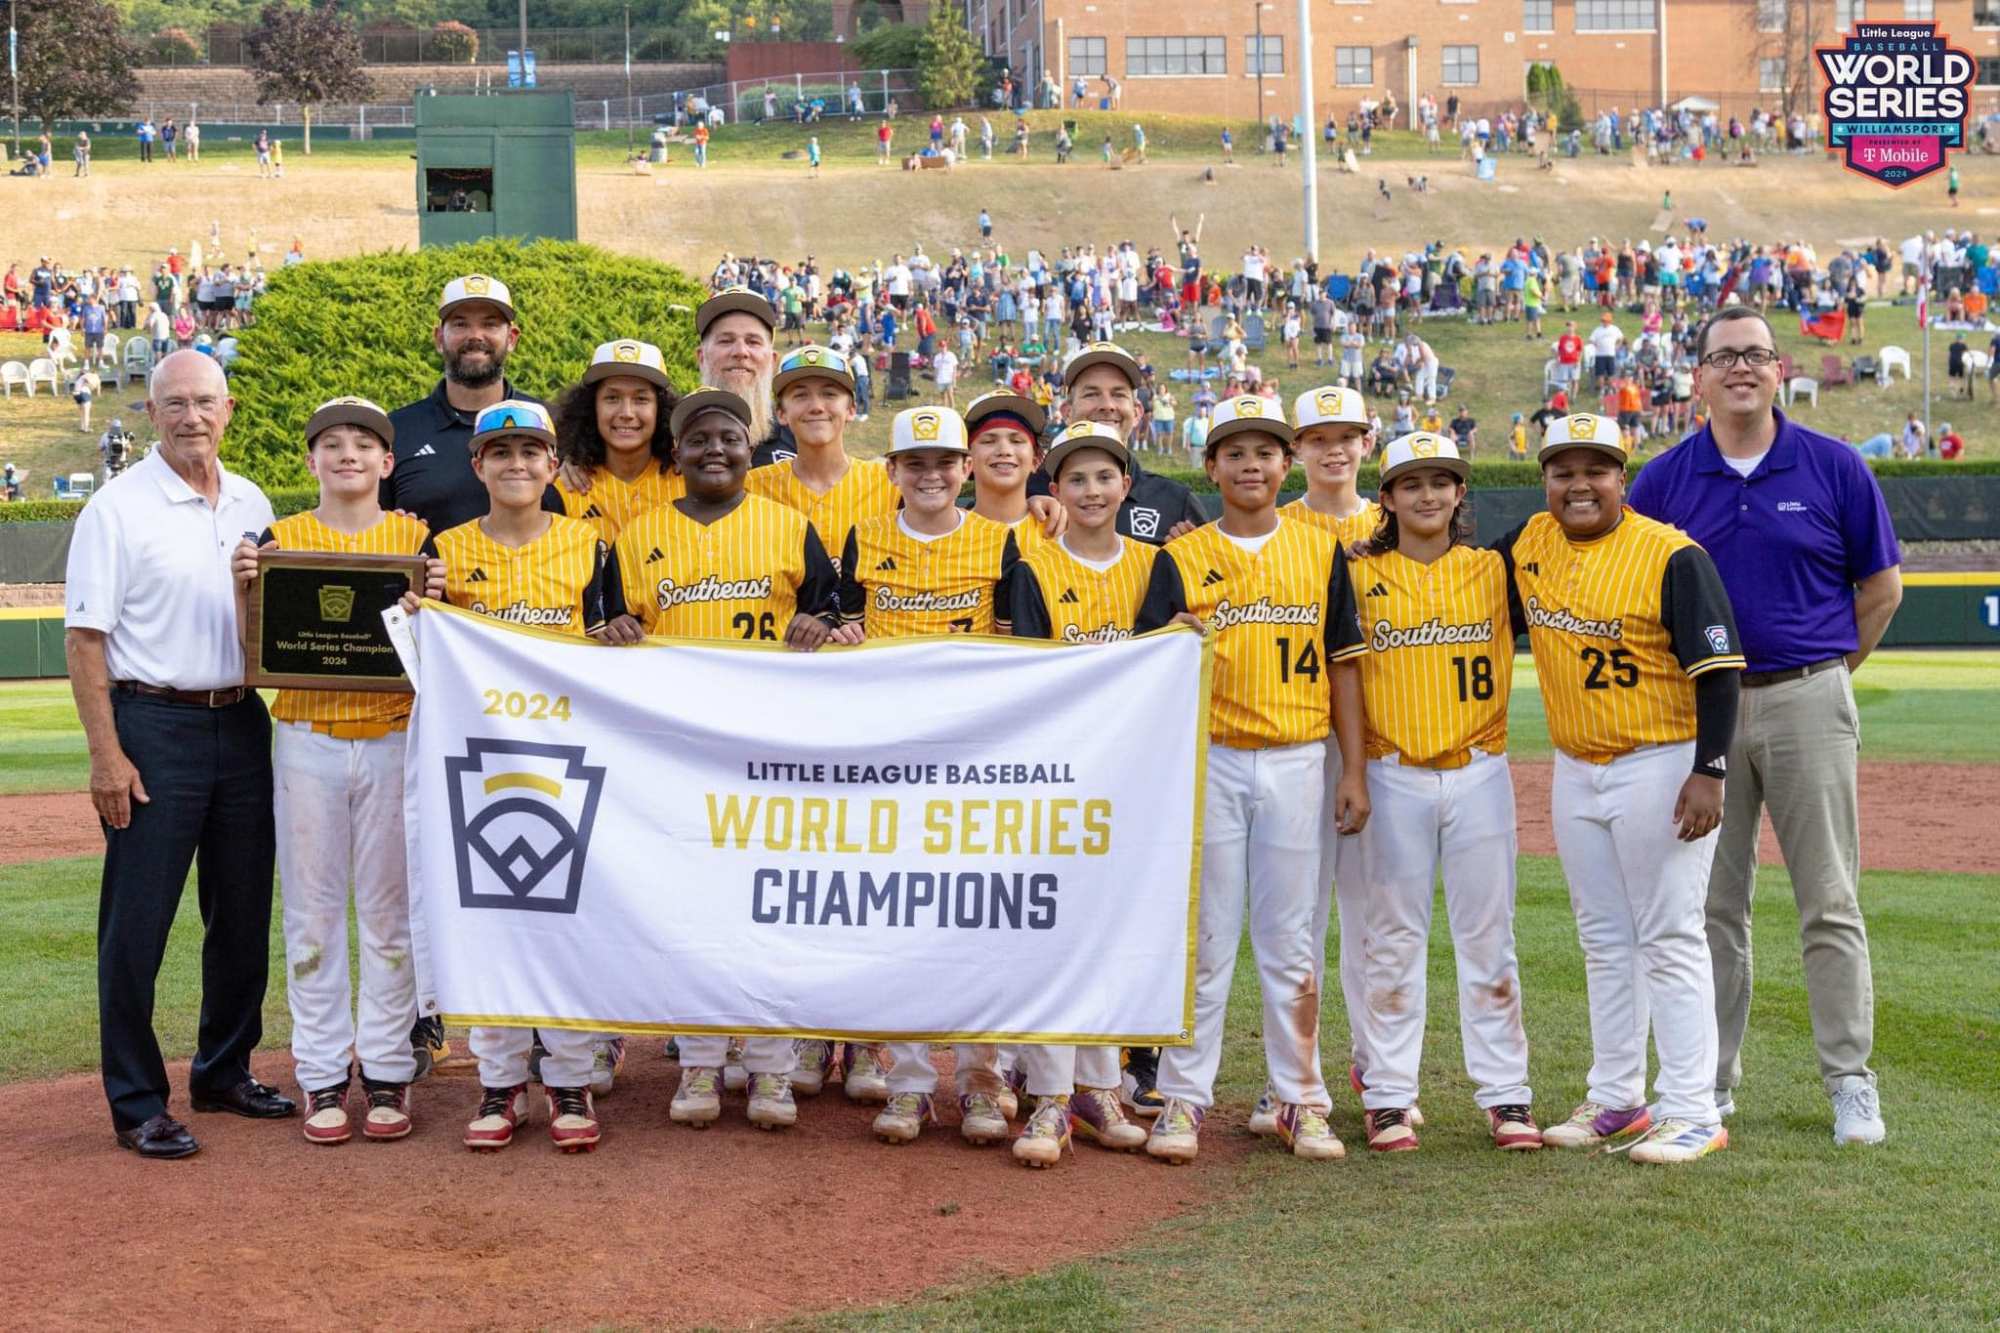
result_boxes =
[957,1,2000,125]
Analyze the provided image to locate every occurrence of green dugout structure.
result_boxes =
[415,92,577,248]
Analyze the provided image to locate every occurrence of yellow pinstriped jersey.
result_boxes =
[1287,497,1384,552]
[838,511,1020,638]
[557,464,685,543]
[1137,517,1366,748]
[1000,513,1056,562]
[612,494,838,641]
[1006,536,1158,643]
[1499,509,1745,763]
[262,511,430,727]
[431,513,614,639]
[1349,545,1511,767]
[746,456,898,570]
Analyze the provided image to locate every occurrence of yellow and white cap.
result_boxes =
[439,273,516,321]
[887,405,969,456]
[1042,418,1130,479]
[1204,394,1290,451]
[771,344,855,396]
[669,385,753,438]
[304,394,394,449]
[1061,341,1143,390]
[1379,431,1470,487]
[1539,412,1628,465]
[1291,384,1370,434]
[581,338,671,390]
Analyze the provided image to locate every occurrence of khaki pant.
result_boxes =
[1707,663,1876,1094]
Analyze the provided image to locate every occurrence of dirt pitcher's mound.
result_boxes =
[1511,760,1999,876]
[0,1050,1237,1329]
[0,791,96,866]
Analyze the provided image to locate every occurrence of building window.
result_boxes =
[1335,46,1374,86]
[1838,0,1867,28]
[1245,34,1284,76]
[1068,35,1105,76]
[1125,35,1227,76]
[1523,0,1554,32]
[1756,0,1785,30]
[1759,56,1786,91]
[1978,2,2000,28]
[1979,56,2000,85]
[1575,0,1656,31]
[1904,0,1933,16]
[1442,44,1479,86]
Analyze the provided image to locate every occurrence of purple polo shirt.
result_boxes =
[1628,409,1899,673]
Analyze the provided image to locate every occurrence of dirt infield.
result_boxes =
[0,1049,1235,1328]
[0,790,94,865]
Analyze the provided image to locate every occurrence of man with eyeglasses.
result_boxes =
[1628,305,1902,1149]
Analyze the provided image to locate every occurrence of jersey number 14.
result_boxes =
[1275,636,1322,683]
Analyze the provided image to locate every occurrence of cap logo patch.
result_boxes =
[463,275,490,294]
[1569,415,1598,440]
[612,341,641,363]
[1315,389,1344,414]
[1064,421,1094,438]
[912,412,942,441]
[1410,436,1438,457]
[1237,399,1263,417]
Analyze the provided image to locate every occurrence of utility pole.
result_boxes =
[9,0,19,159]
[1297,0,1317,264]
[1254,1,1265,129]
[518,0,528,89]
[624,1,634,155]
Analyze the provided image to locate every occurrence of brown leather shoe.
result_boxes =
[115,1113,200,1159]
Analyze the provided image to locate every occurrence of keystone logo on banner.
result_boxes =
[1818,21,1974,187]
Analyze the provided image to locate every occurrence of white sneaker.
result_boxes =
[671,1066,723,1126]
[1830,1076,1886,1146]
[1247,1081,1279,1136]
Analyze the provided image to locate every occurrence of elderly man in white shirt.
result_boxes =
[65,349,292,1159]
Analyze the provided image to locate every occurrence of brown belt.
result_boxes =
[1740,657,1844,690]
[113,681,248,708]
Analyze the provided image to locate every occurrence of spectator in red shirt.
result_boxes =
[1937,422,1965,460]
[877,119,894,165]
[1553,320,1584,390]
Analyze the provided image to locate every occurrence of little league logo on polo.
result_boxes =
[1819,21,1973,187]
[445,739,606,914]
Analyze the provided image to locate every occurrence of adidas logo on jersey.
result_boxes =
[467,568,489,582]
[1058,588,1080,604]
[583,504,604,519]
[1366,582,1388,598]
[413,443,437,457]
[1201,568,1225,587]
[1521,561,1540,576]
[876,556,898,571]
[645,547,666,563]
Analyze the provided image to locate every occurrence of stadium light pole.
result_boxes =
[9,0,19,160]
[623,1,633,155]
[518,0,528,88]
[1297,0,1317,265]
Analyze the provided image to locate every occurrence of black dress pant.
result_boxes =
[98,691,275,1130]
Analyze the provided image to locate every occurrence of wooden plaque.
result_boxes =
[243,549,428,692]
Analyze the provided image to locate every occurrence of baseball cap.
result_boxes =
[669,385,753,438]
[696,286,777,338]
[1539,412,1628,465]
[1061,341,1142,390]
[1042,418,1129,479]
[469,399,555,453]
[963,389,1046,440]
[1204,395,1291,452]
[1379,431,1469,488]
[886,405,969,456]
[1291,385,1369,434]
[771,344,855,397]
[439,273,516,321]
[304,394,394,449]
[581,338,671,391]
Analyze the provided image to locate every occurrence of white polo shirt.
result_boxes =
[64,445,273,691]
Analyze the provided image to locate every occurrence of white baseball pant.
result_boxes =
[274,724,418,1091]
[1019,1044,1121,1096]
[677,1034,798,1075]
[1358,751,1531,1110]
[1310,737,1374,1084]
[884,1042,1003,1096]
[471,1025,595,1090]
[1158,741,1331,1113]
[1552,742,1720,1124]
[1411,363,1439,399]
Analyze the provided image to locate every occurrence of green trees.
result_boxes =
[916,6,985,111]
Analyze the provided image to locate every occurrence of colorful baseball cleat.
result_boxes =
[1830,1076,1886,1146]
[589,1038,625,1097]
[1364,1107,1420,1152]
[1351,1064,1423,1126]
[464,1084,530,1151]
[1247,1082,1280,1136]
[959,1091,1010,1145]
[1145,1098,1204,1164]
[842,1043,891,1103]
[671,1066,723,1127]
[1626,1118,1727,1164]
[792,1039,834,1096]
[1120,1047,1165,1119]
[747,1072,798,1130]
[1070,1086,1147,1151]
[873,1092,935,1144]
[1486,1104,1543,1151]
[302,1080,351,1146]
[1276,1104,1347,1161]
[546,1086,600,1152]
[1012,1096,1072,1168]
[360,1077,413,1141]
[1541,1101,1652,1150]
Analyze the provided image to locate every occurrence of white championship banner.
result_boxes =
[398,602,1210,1045]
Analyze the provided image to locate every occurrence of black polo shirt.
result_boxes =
[1028,456,1204,544]
[382,378,562,534]
[749,423,800,469]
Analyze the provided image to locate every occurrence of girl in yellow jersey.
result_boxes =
[1344,432,1539,1155]
[230,397,443,1148]
[835,406,1020,1148]
[1134,395,1369,1166]
[552,339,685,544]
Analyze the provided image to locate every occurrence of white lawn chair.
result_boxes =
[26,357,58,394]
[98,333,121,382]
[1542,357,1564,398]
[0,361,28,398]
[1878,345,1913,383]
[123,338,154,385]
[1962,349,1990,396]
[1785,376,1820,408]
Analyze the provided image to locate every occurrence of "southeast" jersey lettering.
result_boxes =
[655,574,776,608]
[1524,595,1624,640]
[1369,616,1497,652]
[1209,597,1321,630]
